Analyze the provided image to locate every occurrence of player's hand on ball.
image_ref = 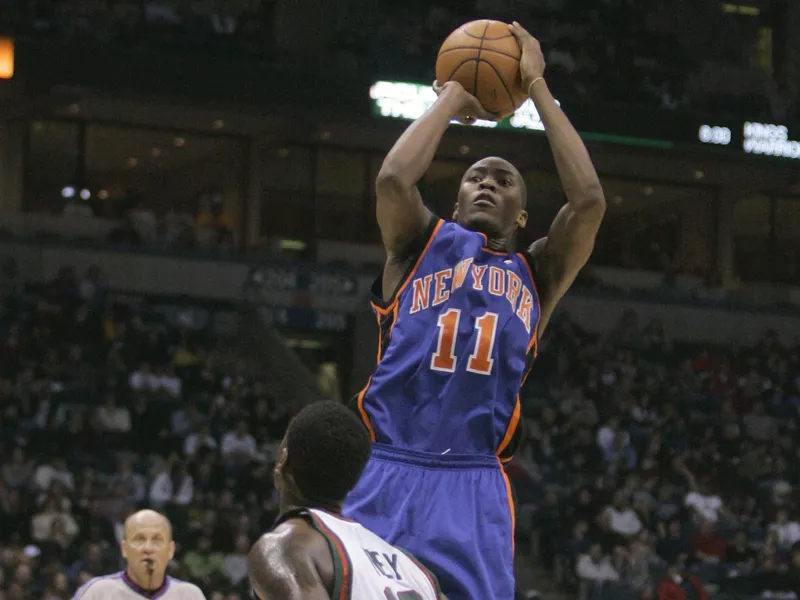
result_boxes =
[508,21,546,92]
[433,80,498,124]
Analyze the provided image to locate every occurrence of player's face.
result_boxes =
[455,157,527,238]
[121,517,175,587]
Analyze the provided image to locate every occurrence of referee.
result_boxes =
[71,509,205,599]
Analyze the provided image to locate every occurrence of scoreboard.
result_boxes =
[699,121,800,159]
[370,80,800,162]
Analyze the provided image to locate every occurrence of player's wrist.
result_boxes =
[437,83,463,108]
[526,76,546,98]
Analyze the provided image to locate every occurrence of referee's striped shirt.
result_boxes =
[71,571,205,599]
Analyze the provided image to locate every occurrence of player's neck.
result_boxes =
[486,236,516,253]
[281,493,342,515]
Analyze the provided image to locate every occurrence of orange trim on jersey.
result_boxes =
[383,219,444,311]
[496,395,521,459]
[373,309,384,363]
[311,515,351,600]
[357,220,444,443]
[356,378,377,442]
[498,458,517,556]
[475,230,514,256]
[516,252,541,357]
[370,300,393,317]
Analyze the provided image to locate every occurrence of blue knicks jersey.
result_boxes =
[357,219,541,458]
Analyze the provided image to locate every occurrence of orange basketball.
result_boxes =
[435,19,527,118]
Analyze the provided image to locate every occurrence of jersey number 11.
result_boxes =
[430,309,498,376]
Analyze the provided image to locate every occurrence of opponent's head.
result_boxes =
[454,157,528,239]
[121,510,175,590]
[274,401,371,512]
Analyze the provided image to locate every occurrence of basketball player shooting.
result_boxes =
[344,22,606,600]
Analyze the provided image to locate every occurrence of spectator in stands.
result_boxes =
[576,543,620,594]
[768,508,800,552]
[726,530,756,574]
[171,402,203,437]
[31,499,79,546]
[1,448,34,489]
[32,459,74,493]
[678,463,725,525]
[220,421,257,467]
[656,562,707,600]
[743,402,778,442]
[691,520,726,581]
[184,424,218,458]
[94,393,132,434]
[596,415,626,454]
[223,534,250,587]
[655,520,691,568]
[149,460,194,508]
[183,534,225,588]
[109,457,147,505]
[129,362,159,393]
[603,431,637,473]
[603,491,643,541]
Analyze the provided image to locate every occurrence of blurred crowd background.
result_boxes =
[0,0,800,599]
[0,0,794,119]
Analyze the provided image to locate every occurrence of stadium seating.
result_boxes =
[1,255,799,599]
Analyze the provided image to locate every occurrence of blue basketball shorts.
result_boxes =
[342,443,516,600]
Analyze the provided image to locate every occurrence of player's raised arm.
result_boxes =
[510,22,606,334]
[248,528,331,600]
[376,82,496,260]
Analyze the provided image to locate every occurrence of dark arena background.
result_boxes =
[1,0,800,598]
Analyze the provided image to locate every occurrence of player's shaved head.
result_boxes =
[124,509,173,541]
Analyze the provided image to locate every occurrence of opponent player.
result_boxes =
[344,22,606,600]
[71,509,204,599]
[248,401,446,600]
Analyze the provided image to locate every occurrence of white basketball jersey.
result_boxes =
[308,509,441,600]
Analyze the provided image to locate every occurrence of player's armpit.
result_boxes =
[375,179,434,261]
[248,531,330,600]
[526,193,604,334]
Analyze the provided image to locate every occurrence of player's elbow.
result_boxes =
[376,167,412,198]
[574,187,606,219]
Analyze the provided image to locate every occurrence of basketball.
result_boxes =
[435,19,527,118]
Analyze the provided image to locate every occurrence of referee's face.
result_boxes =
[122,512,176,589]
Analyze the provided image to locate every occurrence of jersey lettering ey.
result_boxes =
[357,219,541,457]
[282,509,441,600]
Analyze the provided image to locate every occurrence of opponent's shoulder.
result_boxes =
[71,573,125,598]
[255,516,326,550]
[168,577,205,598]
[249,517,331,577]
